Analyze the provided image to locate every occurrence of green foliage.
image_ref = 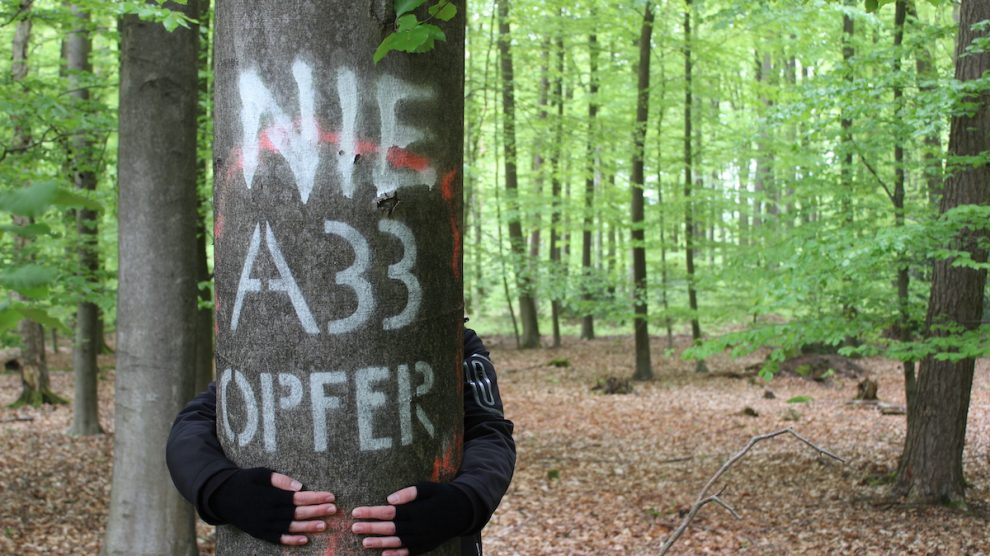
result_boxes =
[374,0,456,63]
[786,395,814,404]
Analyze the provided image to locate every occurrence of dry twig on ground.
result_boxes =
[658,428,845,555]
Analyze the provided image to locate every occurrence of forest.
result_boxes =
[1,0,988,554]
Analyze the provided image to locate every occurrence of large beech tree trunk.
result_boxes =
[630,1,654,381]
[213,2,464,553]
[65,4,103,436]
[893,0,990,504]
[102,2,201,555]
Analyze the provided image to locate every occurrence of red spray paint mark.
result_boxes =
[431,442,458,482]
[213,298,221,337]
[439,169,462,281]
[387,146,431,172]
[214,213,224,240]
[321,513,353,556]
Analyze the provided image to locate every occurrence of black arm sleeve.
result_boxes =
[165,328,516,535]
[165,382,238,525]
[453,328,516,535]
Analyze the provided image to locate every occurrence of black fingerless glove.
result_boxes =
[206,467,295,544]
[394,482,475,555]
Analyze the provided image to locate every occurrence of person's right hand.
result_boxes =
[209,467,337,546]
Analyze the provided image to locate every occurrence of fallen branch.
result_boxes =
[1,414,34,423]
[658,428,844,555]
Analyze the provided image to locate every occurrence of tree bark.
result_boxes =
[841,4,855,223]
[194,0,215,395]
[892,0,917,417]
[630,1,654,381]
[498,0,540,348]
[65,3,103,435]
[9,0,64,409]
[580,30,599,341]
[212,1,465,553]
[684,0,706,372]
[549,28,564,349]
[102,3,201,554]
[893,0,990,504]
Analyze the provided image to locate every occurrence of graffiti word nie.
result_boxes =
[230,219,421,335]
[239,59,437,204]
[219,361,436,453]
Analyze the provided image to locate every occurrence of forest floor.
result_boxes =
[0,334,988,555]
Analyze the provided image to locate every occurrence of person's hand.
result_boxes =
[209,467,336,546]
[351,482,474,555]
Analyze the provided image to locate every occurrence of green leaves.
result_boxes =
[0,265,55,299]
[0,181,101,217]
[374,0,456,63]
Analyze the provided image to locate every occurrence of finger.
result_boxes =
[351,521,396,535]
[351,505,397,520]
[386,485,418,505]
[382,549,409,556]
[271,472,303,492]
[295,503,336,520]
[280,534,308,546]
[362,536,403,549]
[293,490,334,505]
[288,520,327,534]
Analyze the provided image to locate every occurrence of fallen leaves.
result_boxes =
[0,336,987,555]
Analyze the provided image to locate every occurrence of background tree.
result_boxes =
[102,1,201,553]
[893,0,990,504]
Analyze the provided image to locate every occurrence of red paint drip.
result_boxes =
[439,169,462,280]
[387,146,431,172]
[431,441,459,482]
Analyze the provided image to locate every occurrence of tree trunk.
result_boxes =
[498,0,540,348]
[194,0,215,395]
[9,0,64,409]
[549,28,564,349]
[212,2,465,553]
[907,1,944,208]
[529,38,550,263]
[893,0,990,504]
[580,30,599,341]
[65,4,103,435]
[891,0,917,416]
[102,3,201,554]
[684,0,706,372]
[630,1,654,381]
[841,5,855,223]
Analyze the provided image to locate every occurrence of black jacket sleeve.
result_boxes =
[165,382,239,524]
[165,328,516,534]
[454,328,516,535]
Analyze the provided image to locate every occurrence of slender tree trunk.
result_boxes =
[630,1,654,380]
[65,3,103,435]
[549,28,564,349]
[103,2,201,554]
[193,0,215,395]
[529,38,550,262]
[498,0,540,348]
[684,0,706,372]
[894,0,990,504]
[10,0,64,409]
[211,2,465,553]
[581,30,599,340]
[908,0,943,208]
[892,0,917,414]
[841,5,855,223]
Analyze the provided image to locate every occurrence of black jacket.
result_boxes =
[166,328,515,555]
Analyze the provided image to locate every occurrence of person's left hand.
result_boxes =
[351,482,474,556]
